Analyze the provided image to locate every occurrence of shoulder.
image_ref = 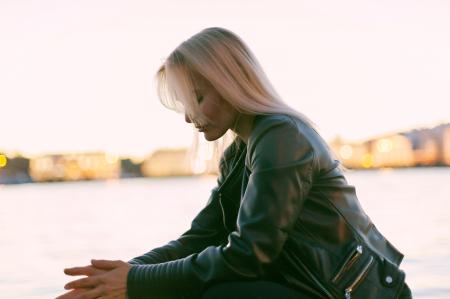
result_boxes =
[246,113,316,172]
[250,113,293,134]
[248,113,313,151]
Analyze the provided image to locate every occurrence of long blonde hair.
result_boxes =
[155,27,343,173]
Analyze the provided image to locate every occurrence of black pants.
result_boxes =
[201,280,413,299]
[200,280,313,299]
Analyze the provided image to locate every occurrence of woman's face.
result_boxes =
[184,76,239,141]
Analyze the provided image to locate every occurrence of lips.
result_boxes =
[194,122,208,132]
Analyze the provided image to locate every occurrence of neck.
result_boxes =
[232,113,255,144]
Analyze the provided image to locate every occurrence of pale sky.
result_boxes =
[1,0,449,158]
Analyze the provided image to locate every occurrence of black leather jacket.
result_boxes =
[127,114,408,299]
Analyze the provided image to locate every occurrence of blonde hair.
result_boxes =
[155,27,344,173]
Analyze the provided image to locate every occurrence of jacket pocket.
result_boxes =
[331,251,406,299]
[332,244,364,284]
[343,255,374,299]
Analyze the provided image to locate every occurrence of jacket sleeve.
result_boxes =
[127,119,315,299]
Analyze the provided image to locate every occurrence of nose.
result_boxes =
[185,113,192,124]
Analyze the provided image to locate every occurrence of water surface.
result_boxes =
[0,168,449,298]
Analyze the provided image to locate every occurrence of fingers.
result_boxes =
[64,276,101,290]
[64,265,104,276]
[55,287,103,299]
[55,288,90,299]
[90,259,123,270]
[70,286,103,299]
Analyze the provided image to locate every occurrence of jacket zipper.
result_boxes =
[344,255,374,299]
[218,192,229,232]
[216,144,246,233]
[216,142,246,194]
[332,245,363,283]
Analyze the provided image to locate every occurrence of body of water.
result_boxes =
[0,168,449,298]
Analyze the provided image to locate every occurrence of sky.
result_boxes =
[1,0,449,158]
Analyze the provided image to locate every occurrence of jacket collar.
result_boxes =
[216,114,266,194]
[217,139,247,195]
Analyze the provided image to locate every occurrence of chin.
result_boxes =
[203,133,218,142]
[203,129,225,141]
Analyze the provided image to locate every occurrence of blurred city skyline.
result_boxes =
[1,0,449,158]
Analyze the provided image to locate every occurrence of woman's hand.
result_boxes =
[57,259,132,299]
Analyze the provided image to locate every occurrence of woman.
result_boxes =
[59,27,412,299]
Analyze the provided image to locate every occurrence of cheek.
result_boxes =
[200,100,222,122]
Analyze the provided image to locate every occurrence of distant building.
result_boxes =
[330,138,371,169]
[443,126,450,165]
[3,121,449,185]
[331,134,415,169]
[120,158,143,178]
[370,135,415,168]
[29,152,120,182]
[403,123,450,166]
[141,148,193,177]
[331,122,450,169]
[432,123,450,166]
[0,154,32,184]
